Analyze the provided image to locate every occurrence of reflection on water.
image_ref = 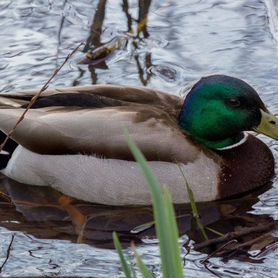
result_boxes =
[0,0,277,277]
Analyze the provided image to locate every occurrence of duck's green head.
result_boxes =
[178,75,278,149]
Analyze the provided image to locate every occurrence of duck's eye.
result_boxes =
[226,98,241,107]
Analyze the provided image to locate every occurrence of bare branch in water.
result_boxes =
[194,222,276,251]
[0,42,84,153]
[0,234,15,273]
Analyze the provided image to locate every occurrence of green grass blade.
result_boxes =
[131,213,190,234]
[186,183,208,240]
[162,188,185,272]
[177,163,208,240]
[133,248,153,278]
[113,232,134,278]
[205,226,224,237]
[130,220,155,234]
[125,130,184,278]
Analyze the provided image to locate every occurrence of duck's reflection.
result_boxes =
[0,175,276,260]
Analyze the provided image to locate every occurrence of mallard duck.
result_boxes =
[0,75,277,205]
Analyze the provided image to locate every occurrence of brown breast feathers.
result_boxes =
[217,135,275,199]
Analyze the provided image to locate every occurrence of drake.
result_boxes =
[0,75,277,205]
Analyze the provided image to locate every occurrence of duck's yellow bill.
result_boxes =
[254,109,278,140]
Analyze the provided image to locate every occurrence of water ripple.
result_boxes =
[0,0,277,277]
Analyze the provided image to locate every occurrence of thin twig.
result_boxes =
[0,42,84,152]
[0,234,15,273]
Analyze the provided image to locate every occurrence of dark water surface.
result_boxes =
[0,0,277,277]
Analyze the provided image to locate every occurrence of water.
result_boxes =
[0,0,277,277]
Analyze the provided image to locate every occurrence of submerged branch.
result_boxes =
[0,234,15,273]
[194,222,276,251]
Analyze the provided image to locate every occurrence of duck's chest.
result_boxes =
[216,135,275,198]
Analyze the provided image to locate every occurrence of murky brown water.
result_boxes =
[0,0,277,277]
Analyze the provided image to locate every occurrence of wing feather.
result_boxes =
[1,85,183,116]
[0,105,200,164]
[0,85,204,164]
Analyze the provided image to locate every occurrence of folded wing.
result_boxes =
[0,85,202,164]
